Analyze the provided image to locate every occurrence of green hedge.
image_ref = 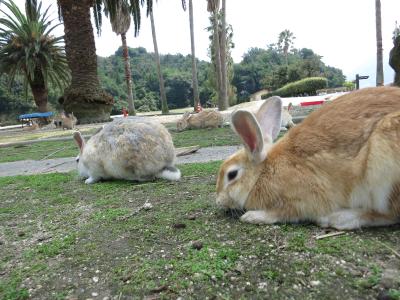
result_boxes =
[262,77,328,98]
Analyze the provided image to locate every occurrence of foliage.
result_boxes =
[0,0,70,95]
[263,77,328,98]
[2,40,346,116]
[206,15,236,107]
[233,45,345,102]
[394,21,400,41]
[0,76,35,124]
[98,47,211,113]
[343,81,356,90]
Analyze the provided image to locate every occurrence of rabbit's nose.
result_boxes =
[216,195,224,207]
[216,195,231,209]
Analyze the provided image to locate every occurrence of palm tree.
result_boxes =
[207,0,224,110]
[55,0,186,121]
[105,0,136,115]
[375,0,384,86]
[149,9,168,114]
[187,0,200,110]
[0,0,70,113]
[207,20,235,106]
[278,29,296,67]
[219,0,228,110]
[57,0,116,123]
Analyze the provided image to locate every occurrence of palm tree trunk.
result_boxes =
[219,0,228,111]
[375,0,384,86]
[188,0,200,110]
[212,11,223,110]
[58,0,114,123]
[29,68,48,112]
[30,86,48,112]
[121,32,136,115]
[150,11,169,114]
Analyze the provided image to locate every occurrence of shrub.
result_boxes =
[262,77,328,98]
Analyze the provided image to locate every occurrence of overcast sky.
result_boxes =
[10,0,400,88]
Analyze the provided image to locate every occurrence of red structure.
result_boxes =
[300,100,324,106]
[122,107,129,117]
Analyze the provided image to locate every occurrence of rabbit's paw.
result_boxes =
[318,210,362,230]
[240,210,278,224]
[85,177,100,184]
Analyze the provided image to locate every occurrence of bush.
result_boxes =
[262,77,328,98]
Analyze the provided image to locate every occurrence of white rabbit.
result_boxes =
[216,87,400,230]
[73,118,181,184]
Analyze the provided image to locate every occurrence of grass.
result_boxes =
[0,125,240,163]
[0,162,399,299]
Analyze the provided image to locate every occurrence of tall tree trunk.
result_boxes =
[58,0,114,124]
[188,0,200,110]
[30,86,48,113]
[150,11,168,114]
[375,0,384,86]
[30,68,48,112]
[284,48,288,67]
[121,32,136,115]
[212,11,223,110]
[219,0,228,110]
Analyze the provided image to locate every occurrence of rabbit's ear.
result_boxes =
[256,96,282,142]
[73,131,85,153]
[231,110,267,163]
[182,112,190,119]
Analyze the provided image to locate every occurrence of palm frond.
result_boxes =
[0,0,70,94]
[92,0,103,35]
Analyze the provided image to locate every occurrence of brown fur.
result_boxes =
[216,87,400,229]
[176,110,223,131]
[61,112,77,130]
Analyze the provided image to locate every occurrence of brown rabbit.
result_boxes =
[176,110,223,131]
[61,112,77,130]
[216,87,400,230]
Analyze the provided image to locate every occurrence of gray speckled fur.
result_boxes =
[76,118,178,182]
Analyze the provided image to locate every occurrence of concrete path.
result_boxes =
[0,145,241,177]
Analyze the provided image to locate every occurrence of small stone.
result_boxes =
[192,241,203,250]
[234,263,245,275]
[310,280,321,287]
[381,268,400,289]
[91,292,98,297]
[143,202,153,210]
[172,223,186,229]
[377,291,392,300]
[92,276,99,283]
[193,273,202,279]
[187,214,197,220]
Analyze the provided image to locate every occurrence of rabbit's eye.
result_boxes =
[75,156,80,163]
[227,170,238,181]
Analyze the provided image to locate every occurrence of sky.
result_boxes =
[9,0,400,88]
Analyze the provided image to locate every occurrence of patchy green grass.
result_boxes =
[0,126,98,145]
[0,162,399,299]
[0,126,240,163]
